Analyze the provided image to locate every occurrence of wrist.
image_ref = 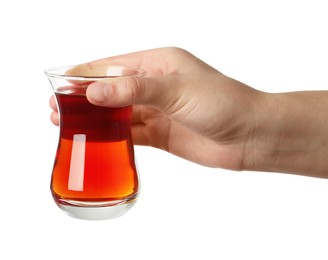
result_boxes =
[243,91,328,178]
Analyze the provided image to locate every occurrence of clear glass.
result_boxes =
[45,65,145,220]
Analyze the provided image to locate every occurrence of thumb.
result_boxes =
[86,75,179,111]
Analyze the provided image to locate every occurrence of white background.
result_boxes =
[1,0,328,259]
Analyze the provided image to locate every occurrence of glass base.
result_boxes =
[54,196,138,220]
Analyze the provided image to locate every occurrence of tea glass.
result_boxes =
[45,65,145,220]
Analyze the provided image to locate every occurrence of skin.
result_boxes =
[49,47,328,178]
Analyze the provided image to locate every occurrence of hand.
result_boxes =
[50,47,328,177]
[50,47,262,170]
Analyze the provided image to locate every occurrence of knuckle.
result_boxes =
[125,76,145,104]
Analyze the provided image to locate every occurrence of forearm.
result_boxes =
[245,91,328,178]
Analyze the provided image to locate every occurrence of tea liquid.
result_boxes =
[52,89,139,203]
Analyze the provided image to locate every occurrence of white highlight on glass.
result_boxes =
[68,134,86,191]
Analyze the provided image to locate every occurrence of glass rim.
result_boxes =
[44,65,146,81]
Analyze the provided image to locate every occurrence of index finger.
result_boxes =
[87,47,188,77]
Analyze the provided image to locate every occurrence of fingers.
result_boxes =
[49,47,194,126]
[49,95,59,126]
[65,47,197,112]
[86,47,191,76]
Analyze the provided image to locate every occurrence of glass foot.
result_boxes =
[54,197,137,220]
